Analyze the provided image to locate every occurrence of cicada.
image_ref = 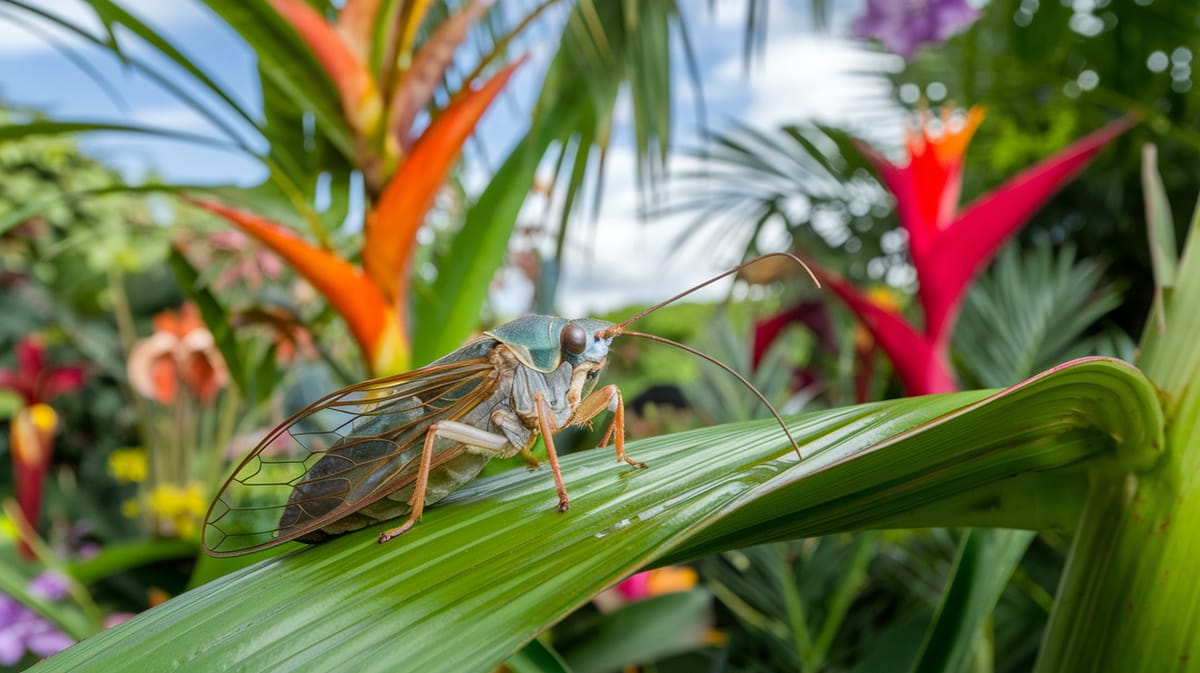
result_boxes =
[203,254,811,557]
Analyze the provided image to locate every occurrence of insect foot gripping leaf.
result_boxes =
[204,254,815,556]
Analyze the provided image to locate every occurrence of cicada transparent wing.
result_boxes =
[204,351,498,556]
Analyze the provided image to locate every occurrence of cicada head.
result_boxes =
[485,315,616,373]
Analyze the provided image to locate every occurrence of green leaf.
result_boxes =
[1137,189,1200,398]
[0,183,196,238]
[954,244,1123,388]
[79,0,261,135]
[67,539,198,586]
[167,248,247,393]
[908,529,1035,673]
[1140,143,1177,333]
[0,119,239,150]
[0,0,258,152]
[199,0,355,160]
[504,639,573,673]
[412,122,559,363]
[35,358,1159,672]
[561,590,712,673]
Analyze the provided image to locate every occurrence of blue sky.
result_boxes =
[0,0,900,314]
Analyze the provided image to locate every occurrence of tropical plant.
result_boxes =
[29,162,1200,670]
[4,1,1199,671]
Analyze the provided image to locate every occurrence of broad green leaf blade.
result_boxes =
[908,529,1035,673]
[67,540,197,586]
[35,358,1159,673]
[665,358,1160,562]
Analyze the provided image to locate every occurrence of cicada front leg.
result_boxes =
[572,384,647,469]
[532,388,648,515]
[377,421,511,544]
[533,393,572,513]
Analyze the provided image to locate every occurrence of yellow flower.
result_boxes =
[147,483,207,539]
[0,516,17,541]
[108,448,148,483]
[643,566,698,595]
[121,499,140,518]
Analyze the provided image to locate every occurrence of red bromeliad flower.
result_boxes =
[192,0,523,376]
[0,337,85,408]
[0,337,86,557]
[758,109,1133,396]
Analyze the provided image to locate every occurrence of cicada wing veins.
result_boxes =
[203,357,496,556]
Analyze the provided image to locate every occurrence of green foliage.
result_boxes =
[666,122,892,277]
[953,244,1127,388]
[31,358,1160,672]
[2,2,1199,672]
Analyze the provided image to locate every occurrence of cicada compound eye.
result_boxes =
[561,323,588,356]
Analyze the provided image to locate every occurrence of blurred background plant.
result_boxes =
[0,0,1197,670]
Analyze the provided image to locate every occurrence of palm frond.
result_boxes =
[953,244,1125,388]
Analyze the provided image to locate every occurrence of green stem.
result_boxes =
[209,387,242,491]
[810,533,875,664]
[773,544,814,671]
[106,265,155,531]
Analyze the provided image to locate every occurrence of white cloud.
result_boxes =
[548,29,903,316]
[710,36,902,131]
[551,146,739,317]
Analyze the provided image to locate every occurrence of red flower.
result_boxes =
[0,336,86,558]
[763,110,1133,396]
[0,337,85,407]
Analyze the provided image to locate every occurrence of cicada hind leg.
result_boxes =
[376,420,512,544]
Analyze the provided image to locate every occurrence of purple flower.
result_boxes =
[852,0,981,60]
[27,572,70,602]
[0,573,75,665]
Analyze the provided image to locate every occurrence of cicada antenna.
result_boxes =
[621,330,804,460]
[598,252,818,339]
